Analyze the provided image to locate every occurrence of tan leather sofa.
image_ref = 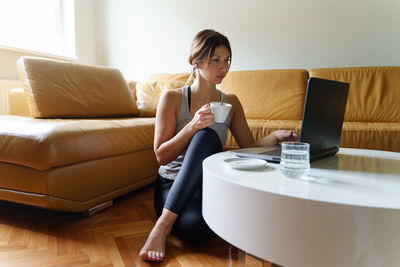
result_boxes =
[2,57,399,213]
[0,57,159,213]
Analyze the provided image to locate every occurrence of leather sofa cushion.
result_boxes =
[340,121,400,152]
[128,80,137,102]
[310,67,400,123]
[136,80,186,117]
[148,72,191,83]
[9,88,31,116]
[17,56,138,118]
[0,116,155,170]
[226,120,400,152]
[220,69,309,120]
[9,81,139,118]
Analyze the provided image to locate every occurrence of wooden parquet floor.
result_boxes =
[0,185,273,266]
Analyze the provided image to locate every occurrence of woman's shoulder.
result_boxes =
[159,87,185,110]
[222,92,244,116]
[223,92,241,105]
[162,87,183,100]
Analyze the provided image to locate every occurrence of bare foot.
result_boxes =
[139,209,177,261]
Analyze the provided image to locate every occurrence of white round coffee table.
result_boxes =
[202,148,400,267]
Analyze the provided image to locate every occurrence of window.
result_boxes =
[0,0,75,58]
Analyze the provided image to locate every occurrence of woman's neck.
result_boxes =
[190,76,219,101]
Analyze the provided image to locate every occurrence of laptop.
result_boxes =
[234,77,349,163]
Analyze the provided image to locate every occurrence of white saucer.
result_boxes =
[224,157,267,170]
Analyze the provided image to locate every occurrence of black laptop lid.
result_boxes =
[300,77,349,160]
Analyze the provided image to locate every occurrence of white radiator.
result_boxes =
[0,79,21,115]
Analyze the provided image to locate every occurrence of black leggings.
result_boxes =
[154,127,223,243]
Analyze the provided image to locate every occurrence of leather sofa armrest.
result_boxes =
[9,88,31,117]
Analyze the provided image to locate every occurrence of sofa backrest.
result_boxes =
[148,72,191,83]
[128,73,190,117]
[135,80,187,116]
[310,67,400,122]
[17,56,138,118]
[220,69,309,120]
[8,88,30,116]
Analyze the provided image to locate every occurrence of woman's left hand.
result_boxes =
[272,130,299,142]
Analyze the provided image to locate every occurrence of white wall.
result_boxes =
[0,0,102,80]
[101,0,400,81]
[75,0,103,66]
[2,0,399,81]
[0,48,30,80]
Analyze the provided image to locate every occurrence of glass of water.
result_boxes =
[280,142,310,179]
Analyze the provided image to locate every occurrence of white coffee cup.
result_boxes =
[210,102,232,123]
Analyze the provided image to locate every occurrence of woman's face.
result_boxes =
[197,45,231,85]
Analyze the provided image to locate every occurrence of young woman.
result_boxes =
[139,29,298,261]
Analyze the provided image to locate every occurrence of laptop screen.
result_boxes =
[234,77,349,163]
[300,77,349,159]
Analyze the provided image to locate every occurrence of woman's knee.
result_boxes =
[189,128,223,155]
[194,128,220,144]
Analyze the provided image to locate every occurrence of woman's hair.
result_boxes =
[186,29,231,84]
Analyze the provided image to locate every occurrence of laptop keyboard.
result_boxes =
[259,148,282,156]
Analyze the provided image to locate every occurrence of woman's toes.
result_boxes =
[155,251,163,261]
[139,249,148,260]
[147,251,163,261]
[148,251,155,260]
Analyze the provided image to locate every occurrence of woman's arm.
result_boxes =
[228,94,255,148]
[253,130,299,147]
[154,90,214,165]
[228,94,299,148]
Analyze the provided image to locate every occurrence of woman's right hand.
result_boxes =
[190,104,214,131]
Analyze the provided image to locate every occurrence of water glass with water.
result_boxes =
[280,142,310,178]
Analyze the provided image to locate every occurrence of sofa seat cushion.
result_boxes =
[225,119,301,149]
[341,122,400,152]
[0,116,155,170]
